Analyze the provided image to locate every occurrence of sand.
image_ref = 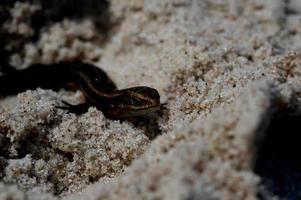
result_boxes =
[0,0,301,200]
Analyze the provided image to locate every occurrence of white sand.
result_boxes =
[0,1,301,199]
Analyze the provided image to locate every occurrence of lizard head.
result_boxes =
[105,86,161,119]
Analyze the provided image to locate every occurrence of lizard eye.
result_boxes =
[91,77,102,87]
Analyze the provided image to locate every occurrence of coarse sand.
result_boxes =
[1,0,301,199]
